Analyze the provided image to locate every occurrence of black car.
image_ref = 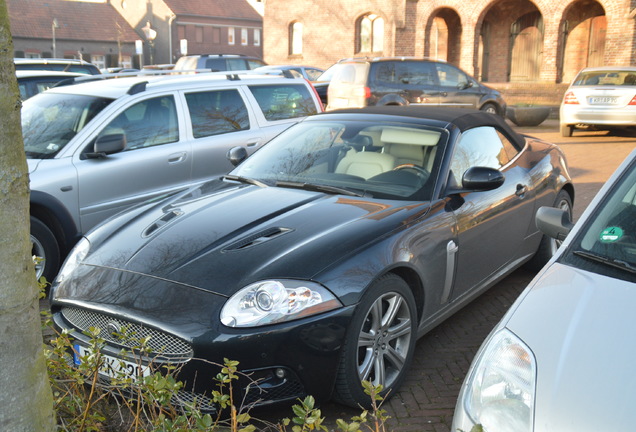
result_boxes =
[14,58,101,75]
[50,106,572,412]
[326,57,507,116]
[16,70,83,99]
[173,54,266,72]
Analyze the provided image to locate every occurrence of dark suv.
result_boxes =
[326,57,506,116]
[173,54,266,72]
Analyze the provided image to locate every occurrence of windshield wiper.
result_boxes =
[275,180,365,197]
[223,174,269,188]
[573,250,636,274]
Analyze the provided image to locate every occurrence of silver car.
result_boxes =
[559,66,636,137]
[24,73,322,281]
[452,148,636,432]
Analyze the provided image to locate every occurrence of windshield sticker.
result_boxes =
[600,226,624,243]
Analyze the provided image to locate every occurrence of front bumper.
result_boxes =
[560,105,636,126]
[52,302,355,411]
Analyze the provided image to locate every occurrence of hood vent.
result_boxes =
[143,209,184,237]
[224,227,292,251]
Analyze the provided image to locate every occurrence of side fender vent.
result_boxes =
[224,227,292,251]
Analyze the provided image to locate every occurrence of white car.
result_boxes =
[23,72,322,280]
[559,66,636,137]
[453,147,636,432]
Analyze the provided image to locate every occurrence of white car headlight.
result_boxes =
[220,280,342,327]
[463,329,536,432]
[54,237,91,284]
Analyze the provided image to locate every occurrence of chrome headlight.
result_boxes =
[54,237,90,284]
[463,329,536,432]
[220,280,342,327]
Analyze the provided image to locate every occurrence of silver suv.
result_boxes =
[23,72,322,280]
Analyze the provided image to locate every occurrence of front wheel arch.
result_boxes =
[332,273,417,408]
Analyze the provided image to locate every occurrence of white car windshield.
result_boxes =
[22,93,113,158]
[231,119,446,201]
[570,159,636,275]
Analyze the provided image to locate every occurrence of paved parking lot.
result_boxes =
[313,120,636,431]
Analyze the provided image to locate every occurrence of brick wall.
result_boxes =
[264,0,636,84]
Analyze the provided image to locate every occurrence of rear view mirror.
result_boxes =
[536,207,574,241]
[227,146,248,166]
[461,166,504,191]
[83,133,126,159]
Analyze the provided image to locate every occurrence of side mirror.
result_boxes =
[535,206,574,241]
[461,166,504,191]
[227,146,248,166]
[84,133,126,159]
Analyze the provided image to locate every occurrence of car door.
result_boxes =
[435,63,481,109]
[74,94,192,232]
[446,126,535,300]
[183,87,264,183]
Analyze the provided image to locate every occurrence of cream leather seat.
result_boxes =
[335,147,395,179]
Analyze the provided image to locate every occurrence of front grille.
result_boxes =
[172,391,217,413]
[61,306,193,361]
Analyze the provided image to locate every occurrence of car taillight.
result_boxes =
[305,79,324,111]
[563,91,579,104]
[364,86,371,99]
[629,95,636,105]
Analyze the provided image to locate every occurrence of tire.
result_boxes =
[560,123,573,137]
[31,217,60,283]
[527,190,573,270]
[333,274,417,408]
[480,103,498,115]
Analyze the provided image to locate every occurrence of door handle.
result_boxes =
[246,140,261,148]
[515,184,528,197]
[168,152,187,164]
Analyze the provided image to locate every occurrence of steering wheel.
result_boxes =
[392,164,429,181]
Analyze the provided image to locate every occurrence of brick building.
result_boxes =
[263,0,636,103]
[8,0,263,69]
[7,0,140,69]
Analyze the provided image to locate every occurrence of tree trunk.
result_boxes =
[0,2,55,430]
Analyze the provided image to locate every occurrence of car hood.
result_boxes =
[505,262,636,431]
[67,180,428,298]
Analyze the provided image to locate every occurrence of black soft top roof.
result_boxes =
[324,106,526,149]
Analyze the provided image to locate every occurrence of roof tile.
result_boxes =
[7,0,140,42]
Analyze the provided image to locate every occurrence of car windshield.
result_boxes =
[567,158,636,276]
[22,92,113,158]
[573,70,636,86]
[231,118,446,201]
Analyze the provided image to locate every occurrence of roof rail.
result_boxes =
[226,74,241,81]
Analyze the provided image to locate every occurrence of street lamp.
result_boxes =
[141,21,157,65]
[52,18,59,58]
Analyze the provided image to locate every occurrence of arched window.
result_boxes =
[358,13,384,53]
[290,21,303,55]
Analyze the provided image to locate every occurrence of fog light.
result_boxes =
[275,368,286,379]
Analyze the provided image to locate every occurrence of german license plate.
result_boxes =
[589,96,618,105]
[73,344,151,381]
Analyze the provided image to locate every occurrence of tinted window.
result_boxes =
[98,96,179,150]
[227,59,248,71]
[185,89,250,138]
[204,58,226,71]
[435,63,469,88]
[249,84,318,121]
[450,127,510,185]
[375,61,436,86]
